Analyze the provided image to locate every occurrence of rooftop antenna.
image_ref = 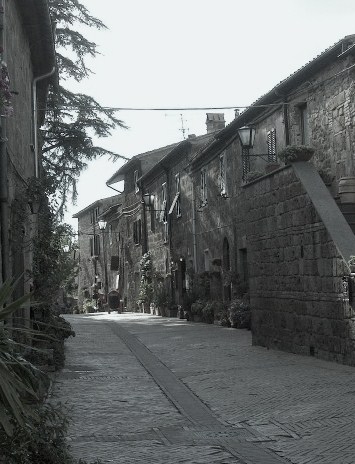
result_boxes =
[179,113,189,139]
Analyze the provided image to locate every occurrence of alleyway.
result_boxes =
[52,313,355,464]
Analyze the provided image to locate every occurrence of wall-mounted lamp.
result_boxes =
[98,220,107,230]
[238,126,256,149]
[142,193,155,208]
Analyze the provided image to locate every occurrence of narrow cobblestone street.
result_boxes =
[51,313,355,464]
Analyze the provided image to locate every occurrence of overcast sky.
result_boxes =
[64,0,355,228]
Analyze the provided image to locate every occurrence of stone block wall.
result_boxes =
[244,166,355,364]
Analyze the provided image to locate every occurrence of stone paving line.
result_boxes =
[52,313,355,463]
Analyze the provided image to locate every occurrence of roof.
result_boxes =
[72,195,121,218]
[218,34,355,141]
[106,141,180,185]
[140,132,215,182]
[16,0,56,77]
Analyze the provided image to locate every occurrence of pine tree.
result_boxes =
[43,0,128,214]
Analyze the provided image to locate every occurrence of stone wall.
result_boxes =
[244,166,355,364]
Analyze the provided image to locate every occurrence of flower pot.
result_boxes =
[339,177,355,204]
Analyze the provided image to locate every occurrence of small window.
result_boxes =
[200,168,207,206]
[267,129,277,163]
[111,256,119,271]
[300,104,309,145]
[160,183,167,223]
[133,219,142,245]
[134,170,139,193]
[219,152,227,196]
[91,234,100,256]
[109,224,113,246]
[175,173,181,217]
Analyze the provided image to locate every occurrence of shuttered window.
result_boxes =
[267,129,277,162]
[201,168,207,205]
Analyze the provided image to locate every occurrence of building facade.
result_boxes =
[0,0,55,322]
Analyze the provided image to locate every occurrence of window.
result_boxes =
[133,219,142,245]
[300,104,309,145]
[204,249,210,272]
[111,255,119,271]
[175,173,181,217]
[242,148,250,181]
[90,235,100,256]
[134,170,139,193]
[267,129,277,163]
[200,168,207,206]
[109,224,113,246]
[160,183,167,223]
[219,152,227,196]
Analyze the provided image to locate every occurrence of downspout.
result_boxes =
[0,0,9,281]
[283,99,290,146]
[32,66,56,178]
[192,181,197,272]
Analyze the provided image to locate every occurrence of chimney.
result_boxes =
[206,113,225,133]
[188,134,197,139]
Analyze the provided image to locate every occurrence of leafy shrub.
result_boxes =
[190,300,205,317]
[278,145,314,163]
[228,299,251,329]
[201,301,214,324]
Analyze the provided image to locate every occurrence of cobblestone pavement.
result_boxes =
[52,313,355,463]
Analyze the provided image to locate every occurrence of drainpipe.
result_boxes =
[192,181,197,272]
[0,0,9,281]
[32,66,56,178]
[283,99,290,146]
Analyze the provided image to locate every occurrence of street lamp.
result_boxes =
[237,126,256,149]
[142,193,155,208]
[98,220,107,231]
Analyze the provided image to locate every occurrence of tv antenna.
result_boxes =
[179,113,189,139]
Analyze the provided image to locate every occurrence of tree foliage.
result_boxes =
[43,0,128,214]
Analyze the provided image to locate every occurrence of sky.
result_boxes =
[64,0,355,229]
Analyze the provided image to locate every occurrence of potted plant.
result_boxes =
[228,299,251,329]
[202,300,214,324]
[339,177,355,204]
[278,145,315,163]
[190,299,205,322]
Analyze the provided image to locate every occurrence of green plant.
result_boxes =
[0,401,104,464]
[191,299,205,317]
[228,299,251,329]
[0,279,48,436]
[278,145,315,163]
[245,171,264,182]
[202,301,215,324]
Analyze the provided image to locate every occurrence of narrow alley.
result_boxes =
[51,314,355,464]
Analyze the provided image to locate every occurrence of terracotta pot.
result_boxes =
[339,177,355,203]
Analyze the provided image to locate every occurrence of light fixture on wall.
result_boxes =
[237,126,273,161]
[98,220,107,230]
[141,193,155,208]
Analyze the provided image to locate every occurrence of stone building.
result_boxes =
[106,144,180,311]
[73,195,121,310]
[0,1,55,320]
[139,131,215,310]
[190,34,355,364]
